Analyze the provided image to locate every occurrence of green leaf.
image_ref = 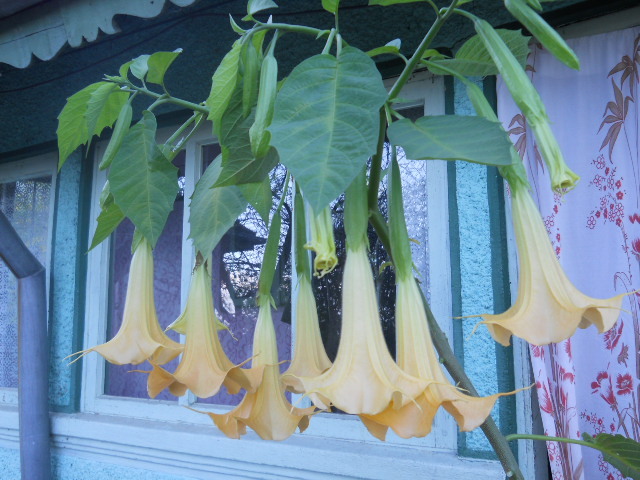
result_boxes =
[367,39,401,58]
[85,83,129,139]
[239,176,273,224]
[387,115,514,166]
[322,0,339,14]
[109,111,178,247]
[89,194,125,251]
[57,82,107,168]
[215,89,279,186]
[247,0,278,16]
[428,29,530,76]
[229,14,246,35]
[146,49,183,85]
[130,54,150,80]
[189,155,248,254]
[582,434,640,479]
[119,60,133,79]
[505,0,579,70]
[269,47,387,211]
[206,41,242,137]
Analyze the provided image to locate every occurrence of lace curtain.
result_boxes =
[498,26,640,479]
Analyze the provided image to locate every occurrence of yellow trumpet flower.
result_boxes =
[69,237,182,366]
[145,262,262,399]
[305,205,338,277]
[479,185,625,346]
[360,278,511,440]
[282,275,332,393]
[298,244,429,415]
[193,296,315,440]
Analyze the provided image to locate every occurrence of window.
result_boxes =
[81,71,504,477]
[0,154,56,404]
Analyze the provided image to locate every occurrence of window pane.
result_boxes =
[104,153,185,400]
[0,175,52,388]
[198,145,292,406]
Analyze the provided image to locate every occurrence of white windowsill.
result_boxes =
[0,407,503,480]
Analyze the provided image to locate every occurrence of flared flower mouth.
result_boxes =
[68,237,182,366]
[298,245,429,415]
[282,275,332,393]
[190,296,314,441]
[360,278,513,440]
[146,262,261,399]
[478,186,625,346]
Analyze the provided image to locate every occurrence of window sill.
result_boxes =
[0,407,503,479]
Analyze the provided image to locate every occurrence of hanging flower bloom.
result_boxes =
[145,261,262,399]
[360,278,512,440]
[298,245,429,415]
[192,296,315,440]
[305,205,338,277]
[69,236,182,366]
[282,275,332,393]
[478,185,625,346]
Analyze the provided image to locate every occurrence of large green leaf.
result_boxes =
[85,83,129,139]
[109,111,178,247]
[583,434,640,479]
[387,115,514,166]
[57,82,104,168]
[89,193,125,251]
[428,29,530,77]
[189,156,248,254]
[239,176,273,225]
[269,46,387,211]
[147,49,183,85]
[206,41,242,137]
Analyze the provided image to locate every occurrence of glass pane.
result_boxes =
[104,152,185,400]
[198,145,292,406]
[0,175,52,388]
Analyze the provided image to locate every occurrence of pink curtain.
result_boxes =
[498,26,640,479]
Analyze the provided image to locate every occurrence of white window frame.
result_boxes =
[78,70,504,479]
[0,153,57,406]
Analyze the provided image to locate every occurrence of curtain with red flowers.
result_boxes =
[498,26,640,480]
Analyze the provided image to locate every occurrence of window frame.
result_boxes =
[0,153,57,405]
[79,70,504,477]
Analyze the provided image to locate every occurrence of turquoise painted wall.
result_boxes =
[49,151,87,412]
[0,447,192,480]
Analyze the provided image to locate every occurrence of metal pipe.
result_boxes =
[0,210,52,480]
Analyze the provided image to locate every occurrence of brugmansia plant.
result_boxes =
[56,0,634,478]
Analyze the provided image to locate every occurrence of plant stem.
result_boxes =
[165,112,199,147]
[367,109,388,211]
[506,434,594,449]
[122,83,209,115]
[255,22,329,39]
[387,0,459,101]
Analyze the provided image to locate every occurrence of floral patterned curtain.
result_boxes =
[498,26,640,480]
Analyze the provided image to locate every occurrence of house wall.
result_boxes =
[0,0,634,478]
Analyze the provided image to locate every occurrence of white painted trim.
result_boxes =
[0,407,503,480]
